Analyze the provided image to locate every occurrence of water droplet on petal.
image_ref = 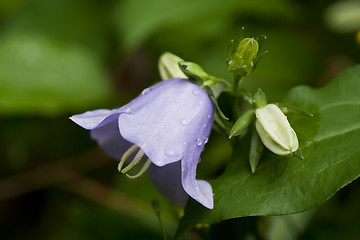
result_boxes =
[196,137,203,146]
[193,90,199,96]
[203,123,207,128]
[175,98,181,103]
[180,118,189,126]
[164,138,168,142]
[207,114,211,119]
[199,101,203,106]
[141,88,151,95]
[125,108,133,114]
[182,141,186,145]
[204,136,208,144]
[164,149,182,158]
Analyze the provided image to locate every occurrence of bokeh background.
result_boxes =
[0,0,359,239]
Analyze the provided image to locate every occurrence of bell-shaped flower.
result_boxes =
[255,104,298,156]
[70,78,215,209]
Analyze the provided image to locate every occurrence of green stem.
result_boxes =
[152,200,168,240]
[233,74,242,119]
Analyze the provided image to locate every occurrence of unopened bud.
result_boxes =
[255,104,298,156]
[158,52,187,80]
[227,38,259,76]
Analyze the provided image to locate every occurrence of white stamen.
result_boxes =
[118,145,139,172]
[121,149,145,174]
[126,159,152,179]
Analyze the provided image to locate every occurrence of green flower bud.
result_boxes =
[227,37,259,76]
[255,104,298,156]
[158,52,187,80]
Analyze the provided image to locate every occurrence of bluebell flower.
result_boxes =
[70,78,215,209]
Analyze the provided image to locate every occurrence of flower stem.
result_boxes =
[152,199,168,240]
[233,74,242,119]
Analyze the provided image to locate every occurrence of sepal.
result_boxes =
[229,109,255,138]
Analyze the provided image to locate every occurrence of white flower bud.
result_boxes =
[158,52,187,80]
[255,104,298,156]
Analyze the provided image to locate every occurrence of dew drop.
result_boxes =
[141,88,151,95]
[199,101,203,106]
[203,123,207,128]
[175,98,181,103]
[182,141,186,145]
[196,137,203,146]
[164,149,182,158]
[204,136,208,144]
[193,90,199,96]
[207,114,211,119]
[164,138,168,142]
[125,108,133,114]
[180,118,189,126]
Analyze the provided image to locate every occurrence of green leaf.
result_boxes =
[0,33,111,116]
[176,65,360,236]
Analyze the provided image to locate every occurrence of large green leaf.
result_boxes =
[177,65,360,236]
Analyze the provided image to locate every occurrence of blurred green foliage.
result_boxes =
[0,0,359,239]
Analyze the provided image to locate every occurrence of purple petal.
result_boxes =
[148,161,188,208]
[180,122,214,209]
[70,109,121,130]
[90,120,132,160]
[118,78,215,167]
[71,108,132,160]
